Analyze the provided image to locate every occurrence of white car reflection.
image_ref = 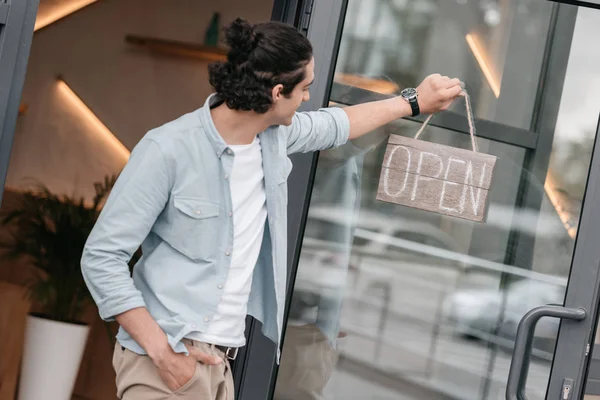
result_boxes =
[442,278,567,357]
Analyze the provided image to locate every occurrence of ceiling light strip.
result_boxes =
[465,33,501,98]
[56,78,130,162]
[544,173,577,239]
[35,0,98,31]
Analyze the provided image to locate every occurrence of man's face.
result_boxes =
[269,57,315,126]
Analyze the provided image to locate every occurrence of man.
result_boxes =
[81,18,463,400]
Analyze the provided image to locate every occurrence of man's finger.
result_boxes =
[163,375,180,392]
[189,347,223,365]
[444,85,463,100]
[447,78,461,88]
[157,367,184,392]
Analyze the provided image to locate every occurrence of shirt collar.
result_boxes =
[199,93,229,158]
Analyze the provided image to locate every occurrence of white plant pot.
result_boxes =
[18,314,90,400]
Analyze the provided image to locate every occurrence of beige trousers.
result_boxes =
[273,324,340,400]
[112,339,234,400]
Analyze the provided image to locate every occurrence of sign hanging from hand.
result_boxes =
[377,91,497,222]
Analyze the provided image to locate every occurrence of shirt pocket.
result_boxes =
[159,196,220,262]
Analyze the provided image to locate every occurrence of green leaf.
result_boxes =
[0,175,117,323]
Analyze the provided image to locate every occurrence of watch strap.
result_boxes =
[408,98,420,117]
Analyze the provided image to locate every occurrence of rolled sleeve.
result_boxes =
[81,138,172,322]
[285,107,350,155]
[96,291,147,322]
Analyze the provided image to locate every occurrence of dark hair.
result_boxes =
[208,18,313,113]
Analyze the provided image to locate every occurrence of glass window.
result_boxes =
[334,0,553,129]
[274,3,600,400]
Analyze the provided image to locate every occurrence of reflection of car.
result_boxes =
[442,278,567,356]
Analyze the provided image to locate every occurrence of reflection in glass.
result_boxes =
[275,3,600,400]
[333,0,553,129]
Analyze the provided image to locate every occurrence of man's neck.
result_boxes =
[210,103,271,145]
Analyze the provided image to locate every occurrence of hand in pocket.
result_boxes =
[153,343,223,392]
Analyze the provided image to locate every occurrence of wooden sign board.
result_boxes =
[377,135,497,222]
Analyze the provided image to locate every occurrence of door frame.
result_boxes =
[238,0,600,399]
[236,0,349,399]
[553,0,600,10]
[547,113,600,399]
[0,0,39,205]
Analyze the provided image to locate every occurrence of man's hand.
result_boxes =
[416,74,463,114]
[151,343,222,392]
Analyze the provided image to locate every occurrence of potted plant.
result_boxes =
[0,175,116,400]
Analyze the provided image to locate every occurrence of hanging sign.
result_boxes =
[377,92,497,222]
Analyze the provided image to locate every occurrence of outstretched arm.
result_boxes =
[345,74,463,140]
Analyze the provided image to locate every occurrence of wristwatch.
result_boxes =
[400,87,420,117]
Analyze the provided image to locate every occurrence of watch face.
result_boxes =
[401,87,417,99]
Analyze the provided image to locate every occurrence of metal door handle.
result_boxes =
[506,305,586,400]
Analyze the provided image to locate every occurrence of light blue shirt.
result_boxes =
[80,94,350,358]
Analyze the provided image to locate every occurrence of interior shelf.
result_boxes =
[125,34,227,62]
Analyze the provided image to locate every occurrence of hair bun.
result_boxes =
[225,18,257,63]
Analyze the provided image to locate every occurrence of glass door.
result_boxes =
[273,1,600,399]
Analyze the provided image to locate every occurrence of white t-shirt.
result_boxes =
[189,136,267,347]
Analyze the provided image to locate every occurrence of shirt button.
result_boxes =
[217,284,223,289]
[224,175,229,180]
[204,317,210,322]
[225,251,231,256]
[228,212,232,217]
[195,209,201,215]
[227,149,233,155]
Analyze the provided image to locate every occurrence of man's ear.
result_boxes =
[271,84,284,103]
